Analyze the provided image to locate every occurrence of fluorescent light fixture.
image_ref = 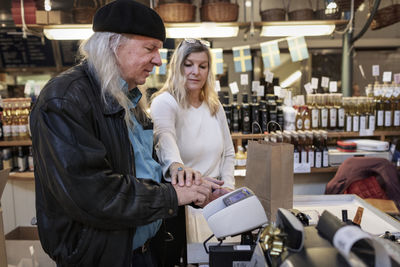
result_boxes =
[326,2,337,9]
[166,23,239,38]
[43,25,93,40]
[261,24,335,37]
[281,70,302,88]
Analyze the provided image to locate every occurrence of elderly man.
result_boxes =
[29,0,219,266]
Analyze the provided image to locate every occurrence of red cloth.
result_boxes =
[344,176,389,199]
[325,157,400,209]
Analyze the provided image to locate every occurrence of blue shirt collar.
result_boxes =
[127,87,142,108]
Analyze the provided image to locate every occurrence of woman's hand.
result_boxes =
[169,162,202,187]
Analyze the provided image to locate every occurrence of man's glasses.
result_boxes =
[182,38,210,47]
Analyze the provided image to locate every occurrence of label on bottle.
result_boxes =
[369,115,376,131]
[315,152,322,168]
[294,152,300,164]
[18,156,27,172]
[311,109,319,128]
[321,109,328,128]
[394,110,400,126]
[296,119,303,130]
[11,125,19,137]
[308,150,314,167]
[236,158,246,167]
[338,108,345,127]
[303,118,310,130]
[353,116,359,132]
[385,111,392,127]
[359,116,366,131]
[377,110,384,126]
[3,125,11,138]
[323,150,329,167]
[301,151,307,164]
[28,156,34,171]
[19,125,27,136]
[329,108,337,128]
[346,115,352,132]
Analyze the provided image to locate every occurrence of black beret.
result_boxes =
[93,0,166,42]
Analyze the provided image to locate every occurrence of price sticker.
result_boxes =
[215,80,221,92]
[273,86,281,97]
[240,74,248,85]
[394,73,400,84]
[229,82,239,95]
[321,76,330,88]
[257,85,265,97]
[252,81,260,92]
[329,81,337,93]
[311,77,319,89]
[372,65,379,76]
[304,83,313,94]
[264,69,274,83]
[382,71,392,82]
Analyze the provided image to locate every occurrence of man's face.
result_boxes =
[115,34,163,88]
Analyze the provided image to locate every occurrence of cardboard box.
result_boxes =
[48,11,73,24]
[35,10,48,24]
[5,227,55,267]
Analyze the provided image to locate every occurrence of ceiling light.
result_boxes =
[326,2,337,9]
[281,70,302,88]
[165,23,239,38]
[261,24,335,37]
[43,25,93,40]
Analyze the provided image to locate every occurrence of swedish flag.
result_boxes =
[232,45,252,73]
[150,49,168,75]
[287,36,309,62]
[260,41,281,69]
[211,48,224,75]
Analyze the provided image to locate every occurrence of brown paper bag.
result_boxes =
[244,140,294,222]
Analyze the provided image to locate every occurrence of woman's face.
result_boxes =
[183,51,209,94]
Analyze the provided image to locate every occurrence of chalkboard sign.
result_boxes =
[59,40,80,67]
[0,29,55,68]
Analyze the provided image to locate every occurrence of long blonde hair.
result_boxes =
[79,32,148,126]
[153,39,220,115]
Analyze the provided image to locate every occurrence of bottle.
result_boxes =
[368,96,376,131]
[276,99,284,131]
[313,131,322,168]
[328,94,337,130]
[28,146,34,172]
[298,131,307,164]
[303,106,311,131]
[291,131,300,165]
[241,93,251,134]
[318,94,328,129]
[3,100,12,140]
[232,94,241,133]
[375,83,385,130]
[267,95,278,132]
[2,148,12,170]
[223,95,232,132]
[393,83,400,129]
[383,83,393,129]
[283,130,292,144]
[17,146,27,172]
[336,94,345,131]
[305,130,314,168]
[359,97,367,132]
[320,130,329,168]
[235,146,247,167]
[295,106,304,131]
[250,95,261,133]
[310,94,319,130]
[11,99,20,139]
[259,98,268,133]
[344,97,352,132]
[352,98,360,132]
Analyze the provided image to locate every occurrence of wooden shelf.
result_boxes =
[310,166,339,173]
[9,171,34,180]
[0,139,32,147]
[231,132,267,140]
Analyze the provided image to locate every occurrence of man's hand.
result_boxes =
[169,162,202,187]
[173,177,223,206]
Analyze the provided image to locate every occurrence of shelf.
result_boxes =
[254,20,348,27]
[9,171,34,180]
[0,139,32,147]
[231,132,267,140]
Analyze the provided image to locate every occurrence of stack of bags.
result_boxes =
[11,0,41,25]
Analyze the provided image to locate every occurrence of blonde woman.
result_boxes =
[150,39,235,265]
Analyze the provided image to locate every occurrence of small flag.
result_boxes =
[232,45,252,73]
[150,48,168,75]
[287,36,309,62]
[211,48,224,75]
[260,41,281,68]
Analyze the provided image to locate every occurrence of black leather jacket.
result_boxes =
[30,62,178,267]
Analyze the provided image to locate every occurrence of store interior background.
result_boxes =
[0,0,400,237]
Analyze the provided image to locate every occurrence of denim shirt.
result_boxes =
[127,87,162,250]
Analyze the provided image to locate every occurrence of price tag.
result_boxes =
[321,76,330,88]
[294,162,311,173]
[280,88,288,99]
[360,128,374,136]
[252,81,260,92]
[329,81,337,93]
[264,69,274,83]
[382,71,392,82]
[311,77,319,89]
[240,74,248,85]
[304,82,313,94]
[215,80,221,92]
[394,73,400,84]
[257,85,265,97]
[372,65,380,76]
[273,86,281,97]
[229,82,239,95]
